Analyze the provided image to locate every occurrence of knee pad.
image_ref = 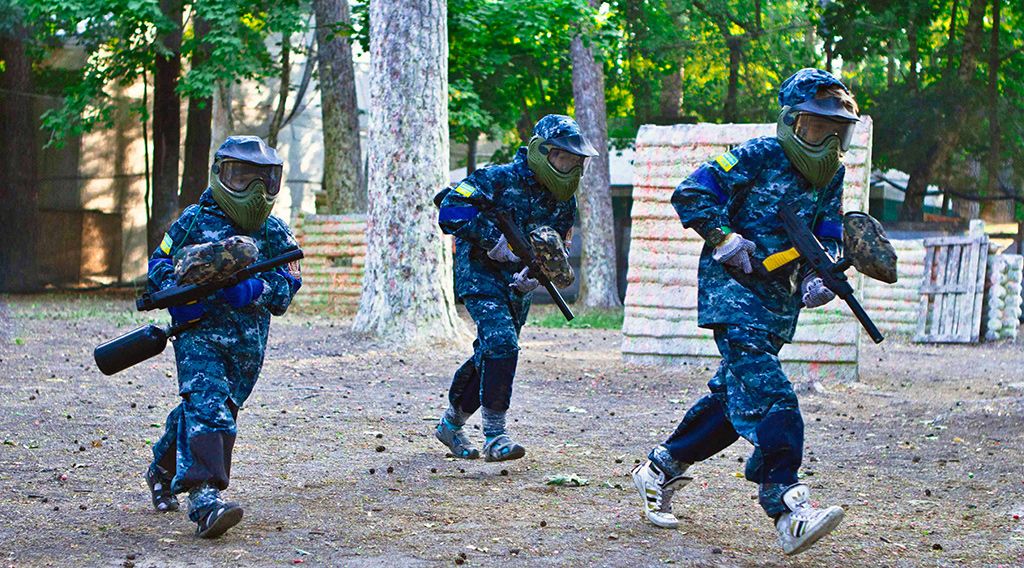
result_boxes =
[754,410,803,486]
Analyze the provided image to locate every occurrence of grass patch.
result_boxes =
[3,292,164,327]
[528,306,624,330]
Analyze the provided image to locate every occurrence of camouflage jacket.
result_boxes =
[673,136,844,342]
[438,148,576,299]
[147,189,302,333]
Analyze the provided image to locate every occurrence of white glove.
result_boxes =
[801,275,836,308]
[487,235,520,264]
[509,266,540,293]
[711,233,757,274]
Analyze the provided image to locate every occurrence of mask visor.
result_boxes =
[544,133,599,158]
[544,146,588,174]
[794,114,857,152]
[219,160,283,195]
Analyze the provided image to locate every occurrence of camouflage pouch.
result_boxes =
[843,211,898,284]
[173,235,260,285]
[529,226,574,288]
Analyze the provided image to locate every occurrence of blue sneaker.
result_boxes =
[435,418,480,459]
[482,434,526,462]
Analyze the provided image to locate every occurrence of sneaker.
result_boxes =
[195,501,244,539]
[482,434,526,462]
[775,484,844,556]
[631,460,692,528]
[144,466,179,512]
[435,418,480,459]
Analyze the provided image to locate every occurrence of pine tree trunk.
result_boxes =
[149,0,183,252]
[900,0,986,222]
[314,0,365,213]
[981,0,1000,218]
[0,22,41,292]
[466,131,478,174]
[180,17,212,208]
[353,0,464,343]
[571,14,621,308]
[658,67,683,122]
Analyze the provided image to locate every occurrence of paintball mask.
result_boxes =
[777,96,859,189]
[526,114,599,201]
[210,136,284,233]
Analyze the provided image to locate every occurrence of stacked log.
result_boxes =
[982,253,1023,341]
[291,214,366,313]
[860,239,926,336]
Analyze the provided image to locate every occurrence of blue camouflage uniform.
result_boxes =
[148,189,301,520]
[653,69,848,517]
[437,130,577,420]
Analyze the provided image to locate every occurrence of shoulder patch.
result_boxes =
[453,181,476,198]
[715,151,739,172]
[159,233,174,254]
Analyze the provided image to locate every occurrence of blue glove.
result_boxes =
[168,301,206,323]
[219,278,265,309]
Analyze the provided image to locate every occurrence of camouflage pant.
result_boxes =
[448,293,531,415]
[151,331,254,503]
[658,326,803,517]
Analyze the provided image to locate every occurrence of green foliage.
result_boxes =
[528,306,624,329]
[21,0,303,146]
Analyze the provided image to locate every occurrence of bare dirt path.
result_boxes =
[1,294,1022,567]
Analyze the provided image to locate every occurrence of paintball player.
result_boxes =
[143,136,302,538]
[630,69,859,555]
[434,115,597,462]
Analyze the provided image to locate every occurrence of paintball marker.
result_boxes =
[773,202,884,344]
[433,186,574,321]
[94,247,304,375]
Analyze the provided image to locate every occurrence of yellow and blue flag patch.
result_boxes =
[453,182,476,198]
[159,233,174,254]
[715,151,739,172]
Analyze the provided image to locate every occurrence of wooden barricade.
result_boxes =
[291,214,367,313]
[914,234,989,343]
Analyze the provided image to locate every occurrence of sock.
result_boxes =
[480,407,506,440]
[648,445,691,479]
[442,405,471,428]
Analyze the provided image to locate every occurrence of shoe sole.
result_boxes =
[631,467,679,529]
[434,429,480,460]
[483,446,526,462]
[197,507,244,539]
[785,508,844,556]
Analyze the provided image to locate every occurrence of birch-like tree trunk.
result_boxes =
[353,0,464,343]
[313,0,365,213]
[571,10,621,308]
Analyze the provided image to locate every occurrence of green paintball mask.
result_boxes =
[210,158,283,233]
[777,97,859,189]
[527,136,591,201]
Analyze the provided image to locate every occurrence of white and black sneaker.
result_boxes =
[195,501,244,539]
[774,484,844,555]
[631,459,692,528]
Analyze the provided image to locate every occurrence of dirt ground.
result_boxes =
[1,293,1022,568]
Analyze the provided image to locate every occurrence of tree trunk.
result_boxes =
[724,37,741,122]
[353,0,464,343]
[900,0,987,222]
[571,11,621,308]
[267,37,291,147]
[466,130,478,174]
[907,22,919,92]
[982,0,1000,218]
[180,17,212,208]
[0,22,41,292]
[149,0,183,253]
[658,67,683,122]
[314,0,365,214]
